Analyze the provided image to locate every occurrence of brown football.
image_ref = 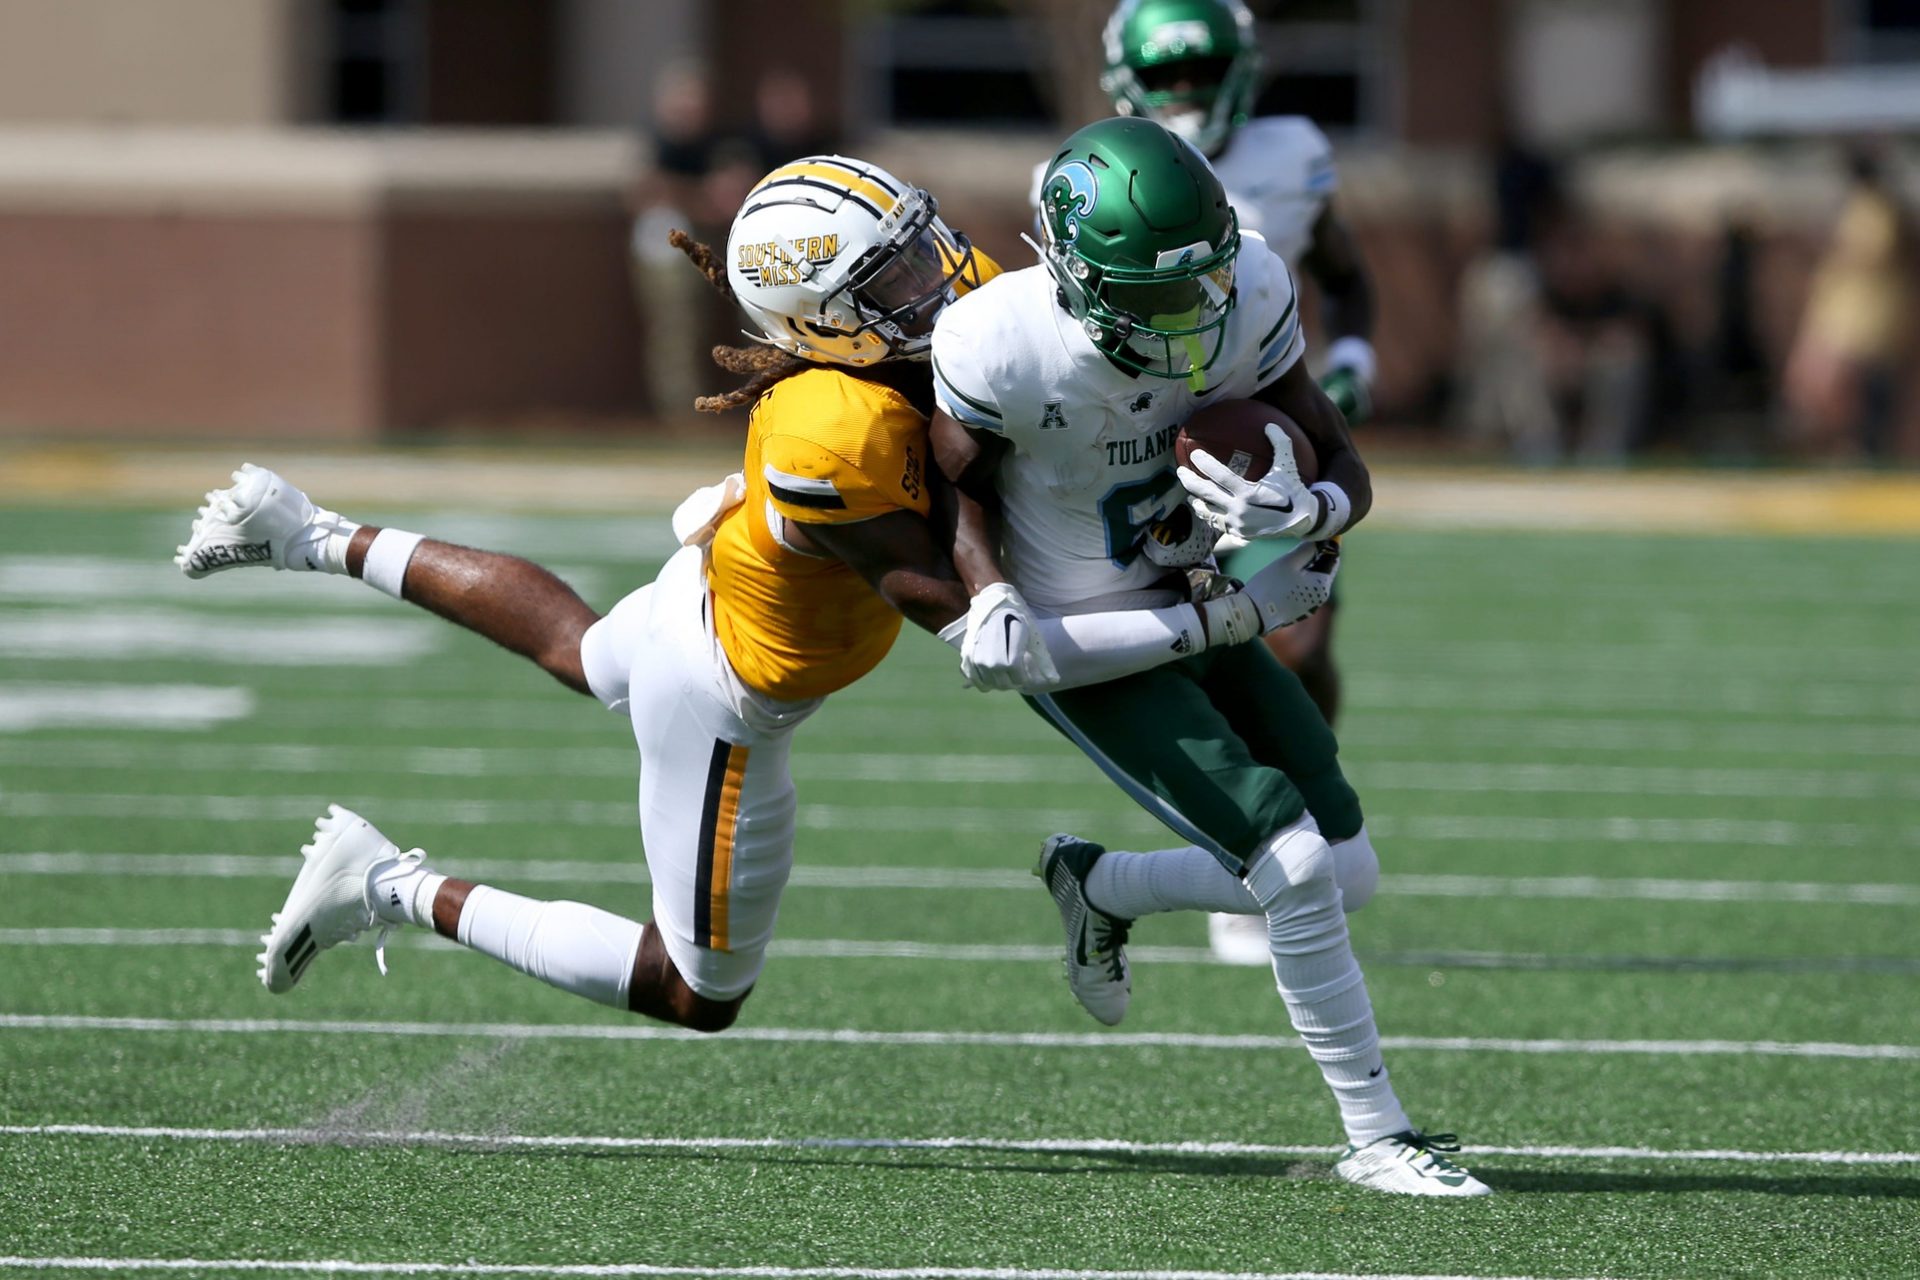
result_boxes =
[1173,399,1319,485]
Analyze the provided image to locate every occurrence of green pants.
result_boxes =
[1027,639,1363,866]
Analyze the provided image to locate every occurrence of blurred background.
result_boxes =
[0,0,1915,465]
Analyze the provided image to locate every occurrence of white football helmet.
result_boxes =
[725,155,976,366]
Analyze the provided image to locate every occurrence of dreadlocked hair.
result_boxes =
[670,228,811,413]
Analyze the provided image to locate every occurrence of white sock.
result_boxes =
[1084,845,1257,918]
[452,884,645,1010]
[360,528,426,600]
[1085,830,1380,919]
[1266,880,1410,1145]
[366,857,439,927]
[282,507,360,574]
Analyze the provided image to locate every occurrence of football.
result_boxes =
[1174,398,1319,485]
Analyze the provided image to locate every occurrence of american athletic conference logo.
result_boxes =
[1045,160,1099,244]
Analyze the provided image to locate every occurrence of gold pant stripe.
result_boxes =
[707,742,749,952]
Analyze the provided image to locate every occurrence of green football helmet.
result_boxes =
[1101,0,1262,157]
[1037,116,1240,386]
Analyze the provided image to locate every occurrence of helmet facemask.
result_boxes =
[1046,209,1240,388]
[728,158,978,368]
[811,189,976,361]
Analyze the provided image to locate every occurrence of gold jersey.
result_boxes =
[709,366,930,701]
[708,250,1001,701]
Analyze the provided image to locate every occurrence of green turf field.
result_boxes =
[1,499,1916,1280]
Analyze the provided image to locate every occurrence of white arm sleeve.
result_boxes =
[1033,604,1207,692]
[940,595,1261,694]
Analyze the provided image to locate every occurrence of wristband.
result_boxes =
[1199,592,1263,646]
[1305,482,1352,540]
[361,529,425,600]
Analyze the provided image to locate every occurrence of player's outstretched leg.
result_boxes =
[260,805,744,1032]
[1035,834,1131,1026]
[178,464,600,694]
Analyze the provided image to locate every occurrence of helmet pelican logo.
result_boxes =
[1045,160,1100,245]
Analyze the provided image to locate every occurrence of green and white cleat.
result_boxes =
[1034,833,1131,1027]
[257,805,419,993]
[1334,1130,1492,1197]
[176,462,351,578]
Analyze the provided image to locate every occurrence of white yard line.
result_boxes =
[5,930,1916,977]
[0,684,253,733]
[5,1123,1916,1168]
[1339,715,1920,759]
[6,853,1916,907]
[0,1256,1615,1280]
[0,792,1160,835]
[6,740,1916,800]
[5,791,1913,848]
[0,608,440,666]
[2,1014,1913,1060]
[0,555,605,610]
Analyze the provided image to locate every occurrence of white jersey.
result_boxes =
[1028,116,1335,269]
[931,232,1304,611]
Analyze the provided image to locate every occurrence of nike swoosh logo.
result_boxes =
[1003,614,1017,653]
[1368,1064,1384,1077]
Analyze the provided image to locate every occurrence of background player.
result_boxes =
[1051,0,1380,963]
[176,155,1323,1040]
[934,117,1486,1197]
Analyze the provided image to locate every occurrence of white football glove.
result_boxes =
[956,582,1061,694]
[1242,539,1340,630]
[1178,422,1315,541]
[670,472,746,549]
[1200,539,1341,642]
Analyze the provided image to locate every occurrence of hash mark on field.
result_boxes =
[8,854,1918,907]
[0,555,606,611]
[3,1014,1915,1060]
[0,684,252,733]
[0,1255,1611,1279]
[7,1123,1919,1168]
[0,609,438,666]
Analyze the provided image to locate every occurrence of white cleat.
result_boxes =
[257,805,419,993]
[1335,1130,1493,1197]
[176,462,350,578]
[1034,833,1131,1027]
[1206,911,1271,967]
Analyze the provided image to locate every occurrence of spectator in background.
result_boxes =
[1693,212,1774,459]
[632,63,728,425]
[746,68,837,173]
[1452,131,1565,463]
[1785,147,1915,462]
[1455,127,1661,465]
[1532,206,1655,463]
[631,65,840,425]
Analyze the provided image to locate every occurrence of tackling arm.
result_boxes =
[929,410,1011,594]
[799,507,972,637]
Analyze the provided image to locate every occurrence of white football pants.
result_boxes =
[579,546,820,999]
